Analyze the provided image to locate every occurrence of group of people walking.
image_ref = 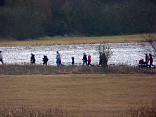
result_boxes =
[0,50,93,66]
[82,53,92,66]
[56,52,92,66]
[139,53,155,68]
[30,53,49,66]
[0,50,155,68]
[30,51,92,66]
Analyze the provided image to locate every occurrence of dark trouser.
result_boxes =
[59,60,61,65]
[149,61,155,68]
[56,59,60,66]
[0,59,3,64]
[99,59,102,66]
[72,61,74,66]
[149,62,152,68]
[83,60,87,66]
[88,61,91,66]
[43,62,47,66]
[31,61,35,65]
[144,62,149,68]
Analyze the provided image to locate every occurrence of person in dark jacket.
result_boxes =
[82,53,87,66]
[0,50,4,64]
[149,54,155,68]
[99,52,102,66]
[59,53,62,66]
[72,57,74,66]
[43,55,48,66]
[30,53,35,65]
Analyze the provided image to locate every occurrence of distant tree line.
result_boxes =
[0,0,156,40]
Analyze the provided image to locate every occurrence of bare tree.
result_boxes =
[98,44,113,67]
[146,34,156,57]
[142,0,156,57]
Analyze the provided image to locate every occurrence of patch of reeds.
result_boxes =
[0,101,155,117]
[0,107,68,117]
[128,100,156,117]
[0,64,155,75]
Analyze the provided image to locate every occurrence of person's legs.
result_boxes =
[72,61,74,66]
[59,60,61,65]
[99,59,102,66]
[151,61,155,67]
[0,59,3,64]
[85,61,87,65]
[56,59,59,66]
[144,62,148,68]
[83,60,85,66]
[33,60,35,65]
[43,61,46,65]
[149,62,152,68]
[88,61,90,66]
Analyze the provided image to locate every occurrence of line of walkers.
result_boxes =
[56,51,93,66]
[30,51,93,66]
[0,50,94,66]
[139,53,155,68]
[30,52,156,67]
[0,50,155,67]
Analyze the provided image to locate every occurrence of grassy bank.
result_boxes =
[0,34,152,47]
[0,74,156,117]
[0,65,156,75]
[1,101,156,117]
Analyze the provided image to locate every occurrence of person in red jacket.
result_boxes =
[145,54,149,67]
[88,55,91,66]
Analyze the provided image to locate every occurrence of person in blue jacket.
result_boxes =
[56,51,60,66]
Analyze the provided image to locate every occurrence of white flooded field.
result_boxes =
[0,42,155,66]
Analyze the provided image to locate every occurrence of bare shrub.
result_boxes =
[142,34,156,57]
[98,44,113,67]
[146,34,156,57]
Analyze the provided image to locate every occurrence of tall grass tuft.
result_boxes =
[0,64,156,75]
[128,100,156,117]
[0,107,68,117]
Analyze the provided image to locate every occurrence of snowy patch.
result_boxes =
[0,42,155,66]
